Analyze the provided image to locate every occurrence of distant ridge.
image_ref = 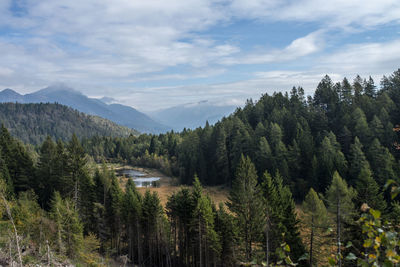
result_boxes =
[0,87,171,133]
[150,100,237,131]
[0,102,138,145]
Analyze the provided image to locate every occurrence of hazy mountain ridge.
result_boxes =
[0,102,138,145]
[150,100,237,131]
[0,86,170,133]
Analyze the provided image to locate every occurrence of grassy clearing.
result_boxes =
[137,184,230,208]
[115,165,229,207]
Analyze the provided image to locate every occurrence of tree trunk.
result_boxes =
[74,179,78,210]
[136,219,142,267]
[337,198,341,267]
[46,240,51,266]
[199,215,202,267]
[2,194,22,267]
[8,237,13,267]
[265,222,269,267]
[309,216,314,266]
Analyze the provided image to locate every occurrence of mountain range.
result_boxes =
[0,86,170,133]
[0,86,238,133]
[149,100,237,131]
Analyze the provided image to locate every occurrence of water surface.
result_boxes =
[118,169,160,187]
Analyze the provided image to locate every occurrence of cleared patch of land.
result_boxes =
[137,184,230,207]
[115,165,229,207]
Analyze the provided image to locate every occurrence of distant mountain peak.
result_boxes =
[99,96,118,104]
[0,85,171,133]
[0,88,21,96]
[150,101,236,131]
[36,84,83,95]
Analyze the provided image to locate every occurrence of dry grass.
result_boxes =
[116,166,229,208]
[296,207,337,265]
[137,185,230,208]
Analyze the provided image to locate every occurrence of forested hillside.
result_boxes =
[84,70,400,200]
[0,70,399,266]
[0,86,171,134]
[0,102,138,144]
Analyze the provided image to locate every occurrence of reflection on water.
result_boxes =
[118,169,160,187]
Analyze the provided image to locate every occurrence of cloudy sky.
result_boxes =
[0,0,399,111]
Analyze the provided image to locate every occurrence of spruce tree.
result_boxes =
[215,203,237,267]
[355,167,386,211]
[123,180,142,264]
[351,108,371,144]
[227,155,264,262]
[67,134,87,209]
[260,171,305,264]
[36,136,57,207]
[348,137,369,185]
[367,138,396,186]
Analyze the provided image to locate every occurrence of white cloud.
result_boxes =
[0,0,399,110]
[222,30,323,65]
[319,39,400,76]
[229,0,400,29]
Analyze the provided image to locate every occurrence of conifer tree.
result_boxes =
[67,134,87,209]
[367,138,396,186]
[227,155,264,261]
[364,76,376,98]
[318,133,347,191]
[50,191,83,258]
[214,125,230,185]
[142,190,169,267]
[340,77,353,104]
[355,167,386,211]
[351,108,371,144]
[260,171,278,265]
[260,171,305,264]
[348,137,369,185]
[107,174,123,254]
[326,172,356,267]
[36,136,57,207]
[215,203,237,267]
[0,150,12,196]
[123,180,142,264]
[255,137,273,177]
[303,188,328,266]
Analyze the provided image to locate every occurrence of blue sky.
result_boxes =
[0,0,399,111]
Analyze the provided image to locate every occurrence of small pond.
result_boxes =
[118,169,160,188]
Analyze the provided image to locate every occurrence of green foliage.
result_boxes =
[261,171,306,263]
[0,102,137,145]
[50,191,84,258]
[303,188,329,266]
[1,69,400,265]
[355,167,386,211]
[228,155,265,261]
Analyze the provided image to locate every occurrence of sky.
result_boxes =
[0,0,399,111]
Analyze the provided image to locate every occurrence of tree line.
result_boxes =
[83,70,400,201]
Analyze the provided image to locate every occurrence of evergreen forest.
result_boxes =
[0,102,138,145]
[1,69,400,266]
